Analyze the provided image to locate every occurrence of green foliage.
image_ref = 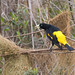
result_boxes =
[1,17,4,23]
[10,12,14,18]
[24,68,38,75]
[43,33,46,39]
[33,68,38,75]
[24,20,29,28]
[4,27,10,31]
[17,31,21,39]
[1,5,30,46]
[73,34,75,37]
[0,68,2,74]
[10,12,18,21]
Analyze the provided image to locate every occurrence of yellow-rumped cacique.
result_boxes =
[36,23,74,51]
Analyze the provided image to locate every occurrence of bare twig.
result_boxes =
[66,36,75,42]
[6,30,43,38]
[6,29,75,42]
[28,0,34,49]
[37,0,45,22]
[50,1,62,12]
[62,24,75,32]
[0,48,75,57]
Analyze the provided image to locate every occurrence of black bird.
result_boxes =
[36,23,74,51]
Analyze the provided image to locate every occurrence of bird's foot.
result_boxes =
[60,46,63,50]
[49,48,52,52]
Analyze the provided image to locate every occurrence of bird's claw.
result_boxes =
[49,48,52,52]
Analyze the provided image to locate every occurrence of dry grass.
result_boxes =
[0,35,20,56]
[3,54,32,75]
[29,51,75,75]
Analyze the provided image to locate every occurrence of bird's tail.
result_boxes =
[65,44,74,51]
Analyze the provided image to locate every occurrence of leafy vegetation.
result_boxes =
[24,68,38,75]
[1,5,31,46]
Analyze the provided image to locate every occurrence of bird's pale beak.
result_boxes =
[35,24,40,29]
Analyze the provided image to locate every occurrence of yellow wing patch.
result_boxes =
[48,33,53,39]
[53,31,69,45]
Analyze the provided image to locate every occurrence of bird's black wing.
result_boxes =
[46,29,58,43]
[46,29,62,49]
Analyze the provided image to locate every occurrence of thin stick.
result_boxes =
[28,0,34,49]
[6,29,75,42]
[6,30,43,38]
[66,36,75,42]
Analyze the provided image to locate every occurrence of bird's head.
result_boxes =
[36,23,49,30]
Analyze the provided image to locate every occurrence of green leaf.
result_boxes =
[17,41,21,45]
[15,17,18,21]
[10,12,14,18]
[43,33,46,39]
[17,31,21,39]
[0,57,2,61]
[4,27,9,31]
[37,8,39,13]
[11,20,16,25]
[17,31,20,36]
[33,68,38,75]
[10,12,18,21]
[1,17,4,23]
[73,34,75,37]
[13,13,17,20]
[22,36,25,41]
[24,21,28,28]
[24,9,28,14]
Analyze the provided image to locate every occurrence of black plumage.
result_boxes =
[39,23,74,51]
